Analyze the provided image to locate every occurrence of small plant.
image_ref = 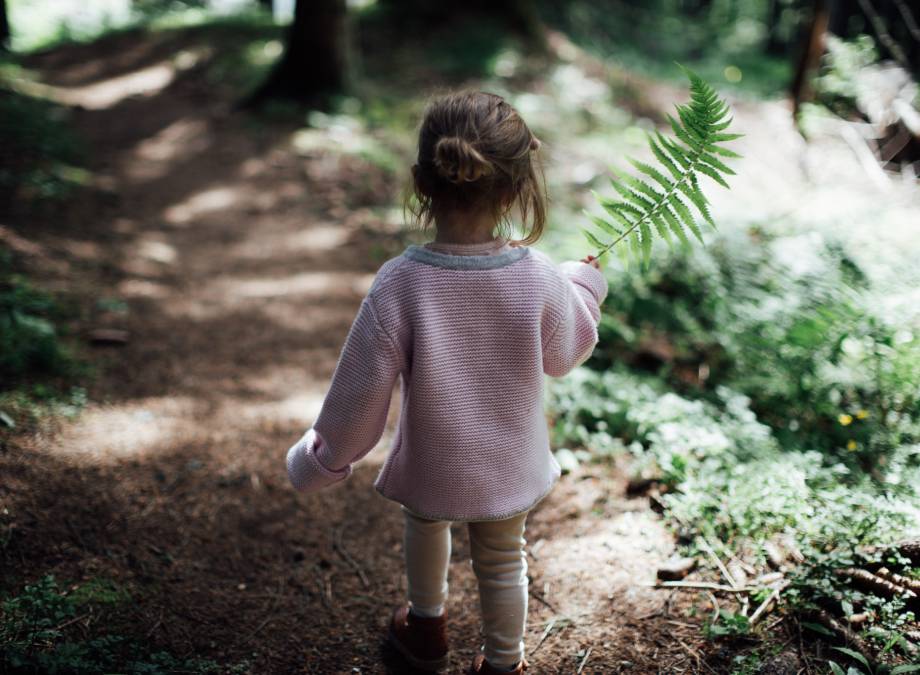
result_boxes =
[827,646,920,675]
[582,66,742,268]
[704,609,751,638]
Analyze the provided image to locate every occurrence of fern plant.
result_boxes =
[583,66,742,269]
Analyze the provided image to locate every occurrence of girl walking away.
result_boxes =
[285,90,607,674]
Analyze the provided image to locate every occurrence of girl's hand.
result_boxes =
[581,254,601,269]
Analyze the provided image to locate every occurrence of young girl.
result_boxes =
[285,90,607,674]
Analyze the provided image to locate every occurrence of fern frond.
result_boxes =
[581,66,742,269]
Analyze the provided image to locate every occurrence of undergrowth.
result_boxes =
[0,248,87,431]
[0,67,88,207]
[0,575,246,674]
[547,221,920,665]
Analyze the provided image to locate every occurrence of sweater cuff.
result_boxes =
[558,261,609,304]
[286,428,352,493]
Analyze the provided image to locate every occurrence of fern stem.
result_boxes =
[594,153,704,259]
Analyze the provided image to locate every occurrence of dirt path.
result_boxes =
[1,30,716,674]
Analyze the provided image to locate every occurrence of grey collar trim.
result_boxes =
[403,244,530,270]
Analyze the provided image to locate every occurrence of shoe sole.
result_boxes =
[386,623,450,672]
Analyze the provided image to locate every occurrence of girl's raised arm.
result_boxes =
[286,294,404,493]
[542,261,608,377]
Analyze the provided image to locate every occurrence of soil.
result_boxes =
[0,27,758,675]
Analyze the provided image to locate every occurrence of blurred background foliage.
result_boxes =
[1,0,918,672]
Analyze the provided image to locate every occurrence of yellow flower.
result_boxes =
[855,409,869,420]
[847,440,858,451]
[838,414,853,426]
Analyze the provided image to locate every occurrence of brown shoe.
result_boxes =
[469,653,529,674]
[387,604,449,671]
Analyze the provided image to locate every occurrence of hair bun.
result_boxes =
[433,136,494,184]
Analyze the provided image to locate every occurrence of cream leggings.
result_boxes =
[402,505,529,669]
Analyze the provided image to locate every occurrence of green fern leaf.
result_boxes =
[666,193,703,242]
[699,153,736,175]
[661,205,690,246]
[610,178,656,212]
[639,221,653,268]
[620,173,666,203]
[582,66,741,267]
[584,211,622,237]
[582,228,606,250]
[628,158,672,192]
[697,163,730,189]
[651,214,673,248]
[677,178,714,226]
[650,137,682,180]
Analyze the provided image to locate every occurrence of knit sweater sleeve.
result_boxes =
[285,293,403,493]
[542,261,608,377]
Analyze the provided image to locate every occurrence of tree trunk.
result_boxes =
[257,0,272,11]
[243,0,347,109]
[791,0,832,118]
[0,0,10,51]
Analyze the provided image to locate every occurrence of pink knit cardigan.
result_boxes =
[285,237,608,521]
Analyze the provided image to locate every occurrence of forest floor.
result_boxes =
[0,25,851,675]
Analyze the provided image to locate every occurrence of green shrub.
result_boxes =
[588,226,920,470]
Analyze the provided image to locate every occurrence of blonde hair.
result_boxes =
[407,90,547,246]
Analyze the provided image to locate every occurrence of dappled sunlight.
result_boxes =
[537,510,671,599]
[55,397,206,460]
[59,239,105,262]
[37,61,178,110]
[116,278,173,299]
[5,6,917,672]
[224,222,352,261]
[205,270,375,302]
[117,234,180,279]
[136,237,178,265]
[128,118,213,182]
[163,186,243,225]
[227,391,325,425]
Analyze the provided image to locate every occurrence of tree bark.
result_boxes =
[0,0,10,51]
[243,0,348,109]
[791,0,832,118]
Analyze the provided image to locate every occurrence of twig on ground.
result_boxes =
[706,591,720,624]
[145,607,165,640]
[312,563,334,614]
[802,608,874,663]
[837,567,918,608]
[749,586,783,626]
[529,587,559,613]
[53,612,90,632]
[531,617,557,655]
[650,580,749,593]
[333,524,370,589]
[700,537,740,589]
[576,646,592,674]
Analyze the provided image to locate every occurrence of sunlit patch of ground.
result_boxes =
[54,397,206,460]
